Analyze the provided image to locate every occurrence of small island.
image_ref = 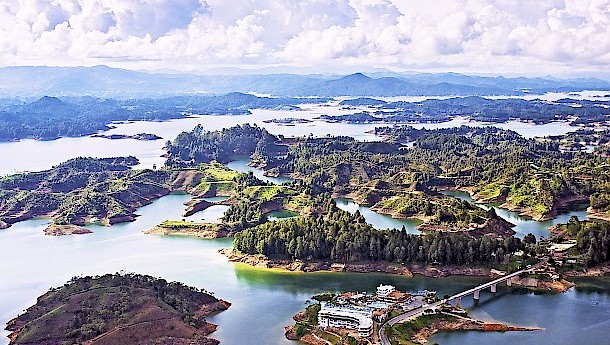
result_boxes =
[91,132,163,141]
[5,273,230,345]
[145,220,236,238]
[262,118,313,125]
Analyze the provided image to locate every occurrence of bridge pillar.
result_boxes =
[491,283,497,293]
[455,297,461,307]
[473,289,480,300]
[507,278,512,287]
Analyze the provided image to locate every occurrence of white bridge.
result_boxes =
[444,268,534,306]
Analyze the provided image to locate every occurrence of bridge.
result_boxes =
[378,268,534,345]
[444,268,534,306]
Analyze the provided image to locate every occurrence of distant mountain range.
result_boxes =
[1,65,609,98]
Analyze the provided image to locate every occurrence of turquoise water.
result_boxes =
[184,205,230,223]
[0,194,609,345]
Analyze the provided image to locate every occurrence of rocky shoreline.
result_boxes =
[410,316,542,344]
[91,133,162,141]
[44,224,93,236]
[220,249,575,292]
[145,224,234,239]
[220,248,413,276]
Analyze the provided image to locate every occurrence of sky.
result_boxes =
[1,0,609,76]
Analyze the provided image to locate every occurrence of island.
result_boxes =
[320,96,610,126]
[91,132,162,140]
[0,94,328,141]
[5,273,230,345]
[262,118,313,125]
[145,220,236,239]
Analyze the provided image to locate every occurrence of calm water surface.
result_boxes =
[334,197,421,233]
[0,98,598,176]
[1,93,610,344]
[1,195,609,345]
[442,190,589,239]
[226,159,292,184]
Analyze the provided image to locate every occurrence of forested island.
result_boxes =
[2,122,610,280]
[0,93,326,141]
[5,273,230,345]
[321,96,610,125]
[156,123,610,283]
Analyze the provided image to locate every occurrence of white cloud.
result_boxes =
[0,0,609,75]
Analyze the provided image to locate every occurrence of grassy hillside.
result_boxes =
[5,273,230,345]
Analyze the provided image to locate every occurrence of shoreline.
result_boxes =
[144,224,235,239]
[219,248,574,292]
[286,306,542,345]
[410,315,543,344]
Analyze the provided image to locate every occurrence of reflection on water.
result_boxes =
[334,197,421,233]
[441,190,589,239]
[0,194,608,345]
[226,159,292,184]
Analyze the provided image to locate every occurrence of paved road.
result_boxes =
[378,268,534,345]
[378,301,442,345]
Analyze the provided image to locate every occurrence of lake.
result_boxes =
[334,197,421,233]
[1,194,609,345]
[0,96,600,176]
[1,93,610,344]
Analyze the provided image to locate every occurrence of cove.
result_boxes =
[442,190,590,239]
[334,197,422,233]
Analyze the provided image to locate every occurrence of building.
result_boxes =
[317,303,373,337]
[379,290,412,304]
[376,284,412,304]
[376,284,396,297]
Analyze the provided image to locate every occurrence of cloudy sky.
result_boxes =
[1,0,609,76]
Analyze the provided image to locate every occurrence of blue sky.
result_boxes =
[1,0,609,76]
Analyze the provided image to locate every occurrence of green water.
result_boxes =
[1,195,609,345]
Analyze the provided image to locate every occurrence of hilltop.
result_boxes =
[5,273,230,345]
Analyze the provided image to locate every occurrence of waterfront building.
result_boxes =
[376,284,395,297]
[317,302,373,337]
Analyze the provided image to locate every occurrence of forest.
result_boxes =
[164,124,610,221]
[165,123,286,166]
[555,218,610,268]
[234,201,524,265]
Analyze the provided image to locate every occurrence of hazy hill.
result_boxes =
[1,66,609,98]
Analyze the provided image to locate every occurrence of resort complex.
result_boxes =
[316,284,421,339]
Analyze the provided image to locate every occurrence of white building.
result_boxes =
[317,303,373,337]
[376,284,395,297]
